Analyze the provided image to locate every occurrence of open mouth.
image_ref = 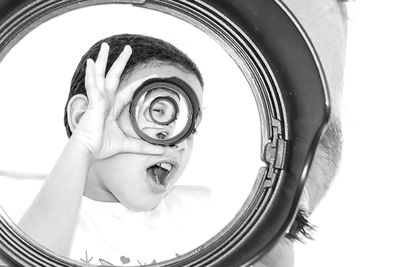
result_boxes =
[146,162,175,190]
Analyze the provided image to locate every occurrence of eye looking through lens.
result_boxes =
[149,96,179,126]
[129,77,199,146]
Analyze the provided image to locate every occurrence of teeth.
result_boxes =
[162,163,173,171]
[158,162,172,171]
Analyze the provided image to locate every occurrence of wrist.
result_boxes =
[68,133,96,160]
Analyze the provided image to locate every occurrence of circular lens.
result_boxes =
[149,96,179,125]
[130,77,200,146]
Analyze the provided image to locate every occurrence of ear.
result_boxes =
[67,94,89,133]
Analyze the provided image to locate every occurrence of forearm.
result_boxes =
[18,135,92,256]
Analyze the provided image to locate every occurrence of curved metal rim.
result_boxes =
[0,0,330,266]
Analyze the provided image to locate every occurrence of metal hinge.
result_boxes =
[263,119,287,187]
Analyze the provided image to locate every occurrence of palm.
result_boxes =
[97,117,126,159]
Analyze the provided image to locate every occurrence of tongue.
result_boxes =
[152,166,169,185]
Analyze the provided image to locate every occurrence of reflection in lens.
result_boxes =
[131,78,195,145]
[149,97,179,125]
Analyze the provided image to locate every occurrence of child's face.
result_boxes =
[86,63,203,211]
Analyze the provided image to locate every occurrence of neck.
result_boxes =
[84,169,118,203]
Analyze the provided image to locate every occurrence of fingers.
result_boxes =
[94,43,110,91]
[122,137,164,155]
[85,42,132,108]
[85,59,97,104]
[105,45,132,94]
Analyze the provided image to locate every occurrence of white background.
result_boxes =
[296,2,400,267]
[0,3,262,260]
[0,1,399,266]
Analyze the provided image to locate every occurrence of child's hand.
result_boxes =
[73,43,164,159]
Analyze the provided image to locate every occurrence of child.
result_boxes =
[18,34,210,265]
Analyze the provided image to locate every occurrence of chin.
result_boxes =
[118,194,162,212]
[121,173,183,212]
[130,202,160,212]
[97,152,186,212]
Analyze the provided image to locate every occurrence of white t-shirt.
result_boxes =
[70,185,214,266]
[0,175,220,266]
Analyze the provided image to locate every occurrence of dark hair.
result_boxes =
[64,34,204,137]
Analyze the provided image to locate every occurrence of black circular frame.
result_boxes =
[129,77,200,146]
[0,0,330,266]
[149,97,179,126]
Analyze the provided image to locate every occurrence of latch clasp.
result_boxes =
[263,119,287,186]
